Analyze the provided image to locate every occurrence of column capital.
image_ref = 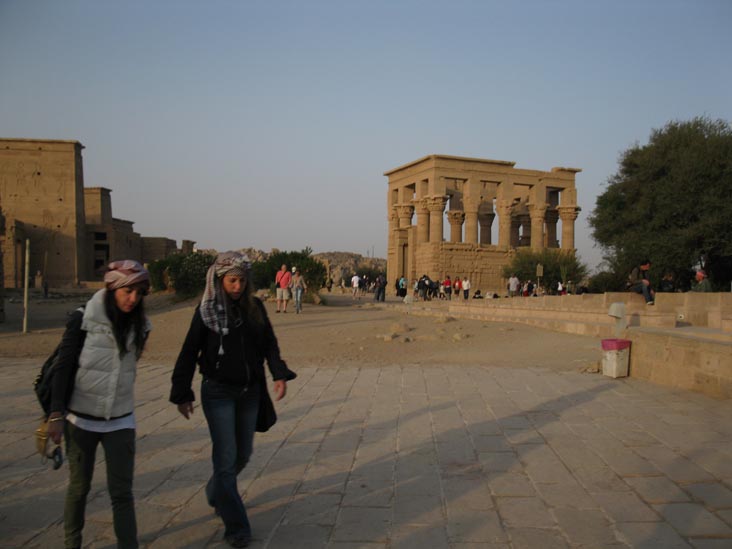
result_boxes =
[496,199,514,216]
[529,202,547,221]
[545,208,559,223]
[412,198,430,214]
[426,195,448,213]
[396,204,415,229]
[446,210,466,224]
[396,204,415,218]
[557,206,580,222]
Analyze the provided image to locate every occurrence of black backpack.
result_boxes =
[34,307,86,417]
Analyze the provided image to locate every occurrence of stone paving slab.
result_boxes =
[1,358,732,548]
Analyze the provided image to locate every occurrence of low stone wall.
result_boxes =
[628,328,732,399]
[401,292,732,398]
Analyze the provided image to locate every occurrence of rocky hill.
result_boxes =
[312,251,386,285]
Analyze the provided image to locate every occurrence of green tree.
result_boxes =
[502,249,587,294]
[148,252,215,297]
[589,117,732,291]
[250,247,326,296]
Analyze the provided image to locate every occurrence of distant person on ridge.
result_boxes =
[275,264,292,313]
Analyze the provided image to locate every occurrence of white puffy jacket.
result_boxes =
[68,289,151,420]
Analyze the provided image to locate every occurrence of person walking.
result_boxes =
[374,273,386,302]
[453,276,462,297]
[289,266,308,313]
[508,274,520,297]
[274,264,292,313]
[47,260,152,549]
[398,275,407,297]
[170,252,296,548]
[351,273,361,300]
[462,277,471,300]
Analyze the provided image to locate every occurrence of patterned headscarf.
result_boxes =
[200,252,251,345]
[104,260,150,292]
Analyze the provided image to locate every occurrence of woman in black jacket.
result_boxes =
[170,252,295,548]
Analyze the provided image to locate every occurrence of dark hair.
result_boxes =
[104,287,148,359]
[221,273,266,332]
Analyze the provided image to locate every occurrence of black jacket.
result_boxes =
[50,308,86,414]
[170,298,295,432]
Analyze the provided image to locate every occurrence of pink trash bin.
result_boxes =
[601,339,631,378]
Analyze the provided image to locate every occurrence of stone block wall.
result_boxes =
[628,330,732,399]
[413,291,732,398]
[141,237,178,264]
[0,139,86,287]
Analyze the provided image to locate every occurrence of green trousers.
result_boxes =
[64,422,137,549]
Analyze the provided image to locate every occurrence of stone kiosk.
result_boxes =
[385,155,581,293]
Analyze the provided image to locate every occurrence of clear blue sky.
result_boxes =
[2,0,730,269]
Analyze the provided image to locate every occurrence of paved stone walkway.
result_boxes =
[2,357,732,548]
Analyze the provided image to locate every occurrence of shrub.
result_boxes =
[147,252,215,297]
[250,248,326,296]
[171,252,216,297]
[502,249,588,294]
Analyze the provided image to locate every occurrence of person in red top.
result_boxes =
[274,264,292,313]
[453,277,462,295]
[444,276,453,300]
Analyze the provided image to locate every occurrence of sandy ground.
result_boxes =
[0,290,602,372]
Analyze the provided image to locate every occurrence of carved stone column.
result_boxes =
[388,207,399,235]
[529,203,547,251]
[413,199,430,245]
[463,199,479,244]
[558,206,580,249]
[446,210,465,243]
[496,200,513,248]
[396,204,415,229]
[426,195,448,243]
[478,212,495,245]
[388,207,399,250]
[545,209,559,248]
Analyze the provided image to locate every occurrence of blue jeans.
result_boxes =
[294,287,304,313]
[631,282,653,303]
[201,377,260,538]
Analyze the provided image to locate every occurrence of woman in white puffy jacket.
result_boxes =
[48,260,151,549]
